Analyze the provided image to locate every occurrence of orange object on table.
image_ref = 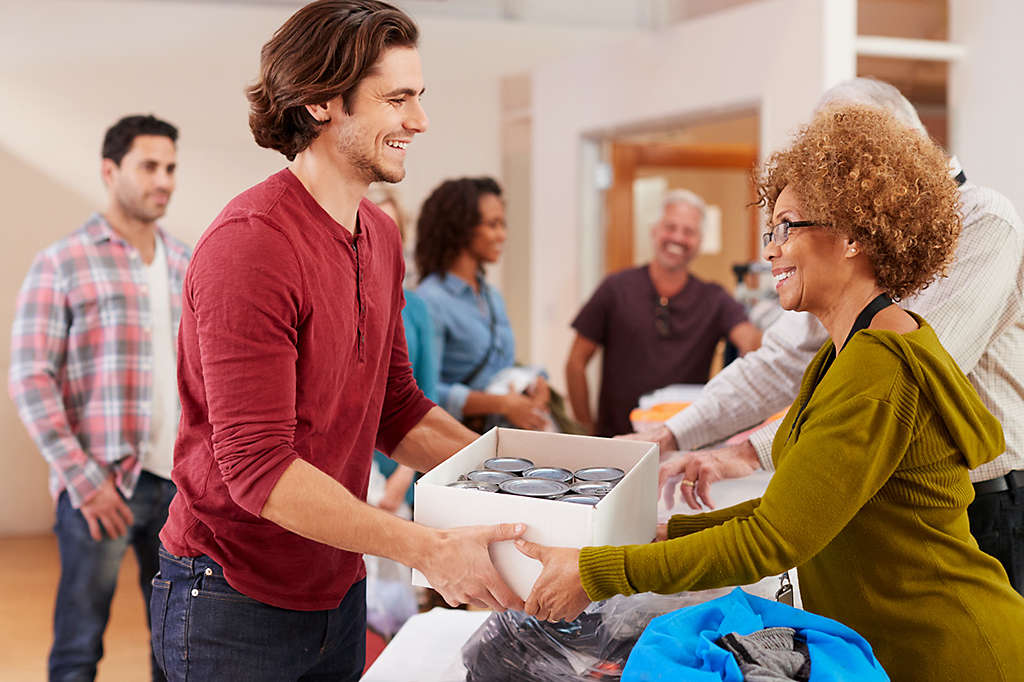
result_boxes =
[629,402,691,426]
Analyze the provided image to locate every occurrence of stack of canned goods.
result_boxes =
[447,457,625,506]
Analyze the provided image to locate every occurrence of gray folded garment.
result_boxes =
[714,627,811,682]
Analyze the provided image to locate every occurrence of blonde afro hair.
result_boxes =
[755,104,961,300]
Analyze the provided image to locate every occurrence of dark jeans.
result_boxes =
[969,484,1024,595]
[151,548,366,681]
[50,470,176,682]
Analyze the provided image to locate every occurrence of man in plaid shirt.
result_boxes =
[9,114,190,681]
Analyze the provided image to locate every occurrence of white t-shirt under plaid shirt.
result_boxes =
[142,236,178,480]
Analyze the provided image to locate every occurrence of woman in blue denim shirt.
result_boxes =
[415,177,549,431]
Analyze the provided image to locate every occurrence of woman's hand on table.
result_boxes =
[659,441,760,510]
[515,539,592,622]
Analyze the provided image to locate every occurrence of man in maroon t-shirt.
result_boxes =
[566,189,762,437]
[153,3,522,680]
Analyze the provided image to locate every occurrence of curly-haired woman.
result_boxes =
[415,177,550,431]
[516,105,1024,680]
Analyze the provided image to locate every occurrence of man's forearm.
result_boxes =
[390,405,476,472]
[461,391,509,418]
[262,457,435,565]
[565,363,593,430]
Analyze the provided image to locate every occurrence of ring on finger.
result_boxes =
[681,479,696,487]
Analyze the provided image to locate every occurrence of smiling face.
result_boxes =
[651,201,702,272]
[467,193,507,264]
[762,185,848,314]
[321,46,428,184]
[102,134,177,224]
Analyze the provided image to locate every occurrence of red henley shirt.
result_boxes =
[161,169,434,610]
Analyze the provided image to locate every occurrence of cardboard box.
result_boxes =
[412,428,658,600]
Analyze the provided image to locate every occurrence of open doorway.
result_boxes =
[600,109,761,296]
[586,109,778,380]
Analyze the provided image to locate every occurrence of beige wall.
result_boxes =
[499,75,534,364]
[0,144,96,533]
[950,0,1024,212]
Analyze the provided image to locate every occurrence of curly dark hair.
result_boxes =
[101,114,177,165]
[246,0,418,161]
[755,104,961,300]
[415,177,503,281]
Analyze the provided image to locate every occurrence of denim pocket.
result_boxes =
[150,576,171,675]
[195,570,263,605]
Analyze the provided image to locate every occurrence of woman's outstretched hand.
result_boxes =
[515,539,592,622]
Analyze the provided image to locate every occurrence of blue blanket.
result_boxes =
[623,588,888,681]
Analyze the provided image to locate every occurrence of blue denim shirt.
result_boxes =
[416,272,515,420]
[373,288,438,506]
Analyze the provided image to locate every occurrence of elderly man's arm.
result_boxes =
[663,311,822,450]
[619,311,823,454]
[728,320,762,355]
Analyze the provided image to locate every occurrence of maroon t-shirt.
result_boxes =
[572,266,747,437]
[161,169,434,610]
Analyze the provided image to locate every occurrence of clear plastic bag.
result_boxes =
[462,589,736,681]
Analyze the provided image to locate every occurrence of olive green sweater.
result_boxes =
[580,316,1024,681]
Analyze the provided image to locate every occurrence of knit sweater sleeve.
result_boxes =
[666,498,761,538]
[580,385,914,600]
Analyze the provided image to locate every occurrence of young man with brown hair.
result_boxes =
[153,2,522,679]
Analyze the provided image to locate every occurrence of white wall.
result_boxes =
[0,0,639,246]
[528,0,856,392]
[0,0,638,535]
[950,0,1024,212]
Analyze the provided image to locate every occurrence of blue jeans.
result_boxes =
[50,470,176,682]
[151,548,366,681]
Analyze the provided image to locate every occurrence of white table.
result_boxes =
[363,471,798,680]
[361,608,490,682]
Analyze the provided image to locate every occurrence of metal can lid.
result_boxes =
[523,467,573,483]
[572,481,615,496]
[466,469,517,484]
[560,495,601,506]
[498,477,570,498]
[447,480,499,493]
[484,457,534,474]
[574,466,625,483]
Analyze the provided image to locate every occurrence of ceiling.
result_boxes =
[127,0,952,112]
[128,0,760,30]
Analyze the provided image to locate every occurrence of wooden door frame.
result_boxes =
[604,142,759,274]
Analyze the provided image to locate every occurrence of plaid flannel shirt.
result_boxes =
[9,213,191,507]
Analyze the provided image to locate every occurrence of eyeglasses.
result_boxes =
[761,220,825,248]
[654,296,672,339]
